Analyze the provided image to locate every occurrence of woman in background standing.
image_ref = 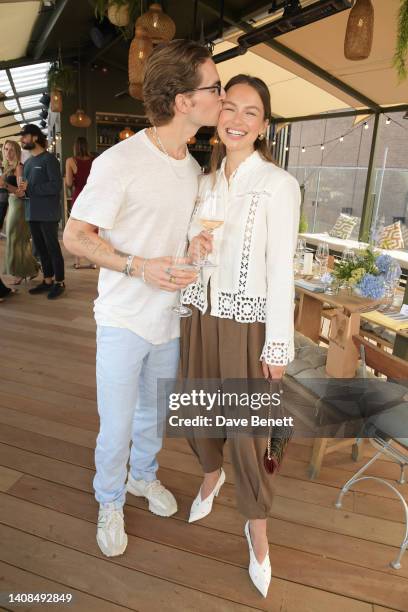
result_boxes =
[65,137,95,269]
[1,140,38,284]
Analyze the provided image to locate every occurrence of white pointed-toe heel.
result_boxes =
[188,468,225,523]
[244,521,271,598]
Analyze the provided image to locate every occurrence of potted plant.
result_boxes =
[394,0,408,80]
[94,0,141,29]
[47,62,76,95]
[47,62,76,113]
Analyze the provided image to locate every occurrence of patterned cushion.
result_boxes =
[329,213,359,239]
[400,224,408,249]
[379,221,404,250]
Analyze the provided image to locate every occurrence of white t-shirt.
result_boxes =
[70,129,201,344]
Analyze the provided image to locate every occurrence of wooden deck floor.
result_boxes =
[0,243,407,612]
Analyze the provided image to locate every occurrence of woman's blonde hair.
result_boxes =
[2,140,21,176]
[210,74,274,177]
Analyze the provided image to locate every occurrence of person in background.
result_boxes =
[1,140,39,284]
[0,153,8,237]
[0,276,16,302]
[16,124,65,300]
[65,137,95,269]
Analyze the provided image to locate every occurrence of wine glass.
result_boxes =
[294,237,306,274]
[194,189,224,268]
[171,239,198,318]
[315,242,329,277]
[341,247,355,263]
[378,261,401,313]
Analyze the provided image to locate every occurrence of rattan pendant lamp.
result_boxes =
[136,2,175,43]
[344,0,374,60]
[128,25,153,100]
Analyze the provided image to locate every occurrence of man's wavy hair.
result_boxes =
[143,39,211,126]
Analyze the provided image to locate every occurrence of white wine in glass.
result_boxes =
[200,219,224,232]
[195,190,224,267]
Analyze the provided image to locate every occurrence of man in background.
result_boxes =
[17,124,65,300]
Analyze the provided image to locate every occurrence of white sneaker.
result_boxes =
[188,468,225,523]
[126,474,177,517]
[96,507,128,557]
[244,521,271,598]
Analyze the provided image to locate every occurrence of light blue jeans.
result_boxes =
[94,325,179,509]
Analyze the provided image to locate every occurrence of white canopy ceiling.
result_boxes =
[0,0,41,62]
[216,0,408,118]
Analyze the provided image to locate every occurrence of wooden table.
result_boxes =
[295,283,385,477]
[295,284,383,378]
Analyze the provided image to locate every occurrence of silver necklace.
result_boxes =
[150,126,187,180]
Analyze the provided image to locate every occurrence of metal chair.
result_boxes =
[335,335,408,569]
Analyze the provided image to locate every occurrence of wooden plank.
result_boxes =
[4,480,406,611]
[0,361,95,402]
[0,561,129,611]
[8,464,408,585]
[0,523,263,612]
[0,466,22,492]
[0,406,96,448]
[1,422,405,526]
[0,391,98,431]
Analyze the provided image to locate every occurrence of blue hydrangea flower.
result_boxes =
[357,274,386,299]
[320,272,333,284]
[375,254,393,274]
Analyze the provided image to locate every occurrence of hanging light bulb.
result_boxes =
[364,122,369,129]
[344,0,374,61]
[285,145,289,151]
[339,136,344,142]
[385,117,391,125]
[321,144,325,150]
[119,126,135,140]
[301,146,306,153]
[70,109,92,128]
[70,46,91,128]
[136,3,176,44]
[272,139,276,146]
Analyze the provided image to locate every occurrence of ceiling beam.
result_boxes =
[0,105,43,119]
[0,87,45,103]
[32,0,70,60]
[5,69,25,123]
[202,0,381,111]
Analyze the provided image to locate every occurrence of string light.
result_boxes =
[364,122,369,130]
[320,144,325,150]
[339,136,344,142]
[301,146,306,153]
[272,139,276,146]
[285,145,289,151]
[386,117,391,125]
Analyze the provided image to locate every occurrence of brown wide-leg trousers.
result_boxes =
[180,294,276,520]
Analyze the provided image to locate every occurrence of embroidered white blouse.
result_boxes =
[182,151,301,366]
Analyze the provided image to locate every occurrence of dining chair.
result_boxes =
[335,334,408,569]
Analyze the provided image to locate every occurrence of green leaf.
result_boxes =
[394,0,408,81]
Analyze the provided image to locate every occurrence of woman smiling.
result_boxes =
[181,74,301,598]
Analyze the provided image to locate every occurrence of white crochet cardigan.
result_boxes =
[182,151,301,366]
